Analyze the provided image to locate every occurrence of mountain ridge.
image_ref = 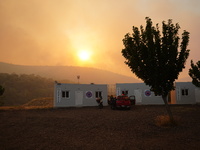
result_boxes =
[0,62,140,84]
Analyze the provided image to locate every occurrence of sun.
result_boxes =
[78,50,91,61]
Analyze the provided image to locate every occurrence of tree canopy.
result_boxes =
[189,60,200,87]
[122,17,190,124]
[0,85,4,96]
[122,17,190,97]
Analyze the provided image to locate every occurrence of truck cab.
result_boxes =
[111,95,131,110]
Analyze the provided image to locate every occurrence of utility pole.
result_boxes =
[77,75,80,84]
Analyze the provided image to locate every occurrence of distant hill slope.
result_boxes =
[0,62,140,84]
[23,97,53,108]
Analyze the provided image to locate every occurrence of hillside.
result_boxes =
[0,62,140,84]
[0,73,54,106]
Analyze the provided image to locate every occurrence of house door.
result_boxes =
[75,91,83,106]
[195,88,200,103]
[134,89,142,104]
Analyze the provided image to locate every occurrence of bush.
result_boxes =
[155,115,179,127]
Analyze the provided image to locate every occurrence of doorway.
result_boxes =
[75,91,83,106]
[134,89,142,104]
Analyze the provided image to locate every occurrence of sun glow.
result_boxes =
[78,50,91,61]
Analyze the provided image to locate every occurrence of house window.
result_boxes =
[95,91,102,98]
[62,91,70,98]
[181,89,189,96]
[122,90,128,96]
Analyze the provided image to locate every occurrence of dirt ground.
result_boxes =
[0,105,200,150]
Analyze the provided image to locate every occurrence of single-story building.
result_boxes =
[175,82,200,104]
[116,83,166,105]
[54,82,108,107]
[116,82,200,105]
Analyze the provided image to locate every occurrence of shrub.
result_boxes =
[155,115,179,127]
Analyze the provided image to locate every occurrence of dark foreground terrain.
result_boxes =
[0,105,200,150]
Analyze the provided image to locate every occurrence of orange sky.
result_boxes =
[0,0,200,81]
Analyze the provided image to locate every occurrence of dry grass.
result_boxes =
[0,97,53,110]
[155,115,180,127]
[23,97,53,107]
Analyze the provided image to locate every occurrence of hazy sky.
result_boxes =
[0,0,200,80]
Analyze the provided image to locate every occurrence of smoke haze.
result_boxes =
[0,0,200,80]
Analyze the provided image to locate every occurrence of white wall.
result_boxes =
[54,82,199,106]
[116,82,199,105]
[175,82,197,104]
[54,83,108,107]
[195,88,200,103]
[116,83,164,105]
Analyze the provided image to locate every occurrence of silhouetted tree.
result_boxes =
[0,85,4,96]
[122,17,190,124]
[0,85,5,106]
[189,60,200,87]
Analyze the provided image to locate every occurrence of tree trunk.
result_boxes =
[162,95,175,124]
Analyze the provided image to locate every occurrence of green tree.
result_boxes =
[189,60,200,87]
[122,17,190,123]
[0,85,5,106]
[0,85,4,96]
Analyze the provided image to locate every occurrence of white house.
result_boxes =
[54,82,108,107]
[116,83,166,104]
[116,82,200,105]
[175,82,200,104]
